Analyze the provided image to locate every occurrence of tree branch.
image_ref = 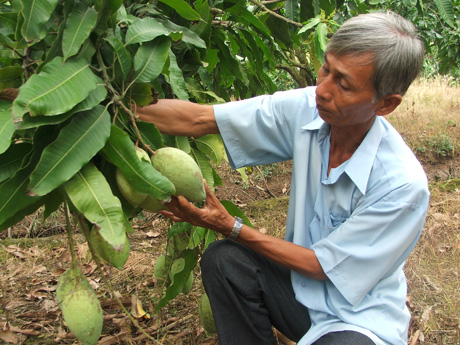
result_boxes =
[248,0,303,28]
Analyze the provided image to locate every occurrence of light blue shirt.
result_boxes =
[213,87,430,345]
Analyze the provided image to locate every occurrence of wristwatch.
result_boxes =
[228,216,244,240]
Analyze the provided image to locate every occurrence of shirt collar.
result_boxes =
[344,117,383,194]
[301,115,384,195]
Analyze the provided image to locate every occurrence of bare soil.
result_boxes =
[0,151,459,345]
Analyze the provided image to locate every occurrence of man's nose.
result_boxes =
[316,76,332,102]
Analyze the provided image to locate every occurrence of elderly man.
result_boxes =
[136,11,429,345]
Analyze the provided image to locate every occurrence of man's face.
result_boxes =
[316,53,381,129]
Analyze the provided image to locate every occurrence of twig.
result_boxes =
[248,0,302,27]
[117,101,156,156]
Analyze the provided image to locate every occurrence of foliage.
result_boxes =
[369,0,460,77]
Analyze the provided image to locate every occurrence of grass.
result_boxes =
[388,76,460,163]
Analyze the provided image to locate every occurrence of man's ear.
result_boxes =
[375,94,402,116]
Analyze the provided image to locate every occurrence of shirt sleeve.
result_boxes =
[213,87,317,169]
[312,181,430,306]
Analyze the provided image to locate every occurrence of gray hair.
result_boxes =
[326,11,424,100]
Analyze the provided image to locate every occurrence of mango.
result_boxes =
[89,226,130,269]
[139,194,167,212]
[152,147,206,203]
[154,254,172,280]
[56,265,103,345]
[182,271,194,295]
[199,293,216,333]
[116,148,150,206]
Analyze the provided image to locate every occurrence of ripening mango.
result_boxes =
[56,265,103,345]
[115,148,150,206]
[89,226,130,269]
[152,147,206,203]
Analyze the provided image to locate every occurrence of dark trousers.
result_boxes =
[201,239,375,345]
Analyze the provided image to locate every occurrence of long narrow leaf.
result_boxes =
[0,168,41,226]
[20,0,58,42]
[17,82,107,130]
[137,121,164,151]
[124,17,170,46]
[105,35,132,79]
[166,50,189,100]
[157,0,201,21]
[62,2,98,61]
[155,249,198,312]
[13,57,99,118]
[433,0,454,28]
[0,143,32,183]
[285,0,299,21]
[194,134,225,166]
[65,163,125,249]
[29,105,111,196]
[133,36,171,84]
[101,125,175,201]
[0,109,15,154]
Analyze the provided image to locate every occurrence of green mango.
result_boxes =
[152,147,206,203]
[154,254,172,280]
[139,194,168,212]
[115,148,150,206]
[56,265,103,345]
[89,226,130,269]
[182,271,194,295]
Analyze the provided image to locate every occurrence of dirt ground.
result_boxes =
[0,151,459,344]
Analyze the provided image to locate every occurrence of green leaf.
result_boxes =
[155,248,198,312]
[168,222,193,238]
[0,109,15,154]
[433,0,455,28]
[101,125,175,201]
[190,148,214,190]
[166,50,189,100]
[13,57,99,119]
[29,105,111,196]
[65,163,125,249]
[105,34,132,79]
[133,36,171,83]
[124,17,170,46]
[0,66,22,91]
[20,0,59,42]
[0,143,32,183]
[156,18,207,49]
[137,121,164,150]
[315,22,328,50]
[18,81,107,130]
[0,167,41,227]
[0,193,49,231]
[298,17,320,34]
[62,2,98,61]
[194,134,225,166]
[158,0,201,21]
[285,0,299,21]
[220,200,253,227]
[129,83,154,106]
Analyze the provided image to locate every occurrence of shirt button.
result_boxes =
[301,281,307,287]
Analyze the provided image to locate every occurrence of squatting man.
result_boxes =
[135,11,430,345]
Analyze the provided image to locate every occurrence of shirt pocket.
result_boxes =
[326,211,347,232]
